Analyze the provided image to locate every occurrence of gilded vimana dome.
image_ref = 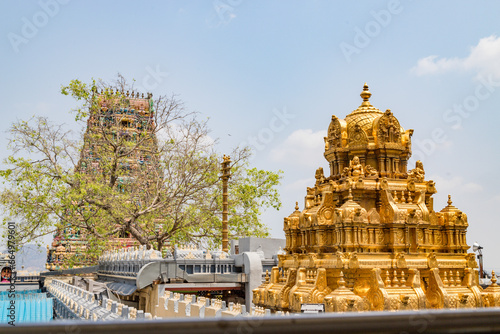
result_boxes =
[253,84,500,313]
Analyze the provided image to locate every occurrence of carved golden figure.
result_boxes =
[254,84,498,313]
[408,160,425,182]
[350,156,364,177]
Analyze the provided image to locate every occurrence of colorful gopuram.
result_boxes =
[254,84,499,312]
[46,90,157,270]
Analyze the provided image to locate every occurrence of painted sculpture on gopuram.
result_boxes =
[254,83,500,312]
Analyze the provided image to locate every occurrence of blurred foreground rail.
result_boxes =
[3,307,500,334]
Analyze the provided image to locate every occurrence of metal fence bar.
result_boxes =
[3,307,500,333]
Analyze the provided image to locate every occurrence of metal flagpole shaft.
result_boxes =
[221,155,231,253]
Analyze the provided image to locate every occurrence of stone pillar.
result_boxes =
[243,252,263,311]
[111,301,117,313]
[447,231,453,248]
[189,297,206,318]
[379,157,385,174]
[401,158,408,173]
[178,294,191,318]
[122,305,129,319]
[360,155,366,166]
[166,294,180,317]
[353,227,358,246]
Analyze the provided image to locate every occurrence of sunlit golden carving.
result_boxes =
[254,84,496,312]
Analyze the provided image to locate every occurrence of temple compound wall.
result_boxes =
[253,84,500,312]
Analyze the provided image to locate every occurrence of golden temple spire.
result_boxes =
[338,271,347,288]
[492,270,498,286]
[347,82,382,116]
[257,84,483,314]
[360,82,372,106]
[295,201,299,211]
[348,187,354,201]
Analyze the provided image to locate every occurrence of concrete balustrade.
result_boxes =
[49,279,283,321]
[48,279,153,321]
[153,292,280,319]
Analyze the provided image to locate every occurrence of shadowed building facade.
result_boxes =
[254,84,499,312]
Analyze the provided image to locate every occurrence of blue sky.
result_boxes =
[2,0,500,270]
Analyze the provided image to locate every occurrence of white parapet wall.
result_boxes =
[48,279,289,321]
[47,279,153,321]
[153,291,281,319]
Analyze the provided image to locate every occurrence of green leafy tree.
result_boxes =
[0,76,282,260]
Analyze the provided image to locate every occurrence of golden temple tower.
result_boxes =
[254,84,499,312]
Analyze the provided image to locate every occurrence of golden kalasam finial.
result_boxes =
[492,270,498,286]
[295,201,299,211]
[447,194,453,206]
[348,186,354,201]
[338,271,347,288]
[360,83,372,105]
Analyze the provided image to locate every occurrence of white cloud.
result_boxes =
[270,129,327,169]
[285,177,315,191]
[411,55,462,76]
[491,195,500,204]
[429,175,483,196]
[424,175,483,212]
[411,35,500,78]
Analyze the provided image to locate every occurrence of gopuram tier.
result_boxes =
[254,84,500,312]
